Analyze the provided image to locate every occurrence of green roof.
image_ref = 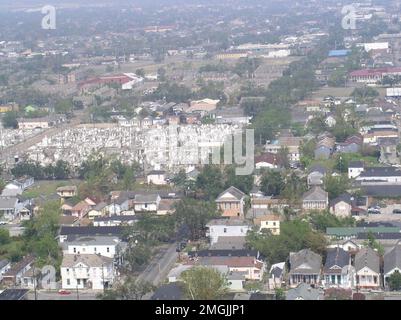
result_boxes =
[25,105,36,112]
[326,227,400,237]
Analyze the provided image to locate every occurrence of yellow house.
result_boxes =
[254,214,281,235]
[0,103,19,113]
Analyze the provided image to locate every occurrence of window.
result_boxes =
[73,247,76,253]
[94,247,97,253]
[107,247,110,253]
[67,279,70,285]
[223,228,227,233]
[66,268,69,273]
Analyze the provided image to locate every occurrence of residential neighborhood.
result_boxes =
[4,0,401,304]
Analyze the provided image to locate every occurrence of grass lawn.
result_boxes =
[311,85,387,99]
[23,179,82,199]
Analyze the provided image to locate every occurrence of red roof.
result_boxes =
[349,67,401,77]
[254,152,284,166]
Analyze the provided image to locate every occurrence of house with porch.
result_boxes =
[355,247,381,290]
[288,249,322,288]
[60,254,116,290]
[215,186,246,218]
[323,247,355,288]
[302,186,328,212]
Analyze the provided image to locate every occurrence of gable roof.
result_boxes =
[330,193,355,207]
[286,283,322,300]
[216,186,246,201]
[384,244,401,274]
[302,186,328,202]
[308,164,327,175]
[289,249,322,275]
[355,247,380,273]
[324,247,350,273]
[61,254,113,268]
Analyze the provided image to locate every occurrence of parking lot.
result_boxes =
[362,203,401,222]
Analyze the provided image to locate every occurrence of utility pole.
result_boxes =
[102,262,105,295]
[32,264,37,301]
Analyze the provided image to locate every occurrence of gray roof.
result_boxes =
[0,197,18,209]
[286,283,322,300]
[61,254,113,268]
[323,247,350,274]
[92,202,108,211]
[348,160,364,168]
[216,186,246,201]
[309,164,327,175]
[355,247,380,273]
[206,218,250,227]
[361,185,401,197]
[61,235,122,248]
[134,193,160,203]
[209,236,246,250]
[302,186,328,202]
[0,259,10,269]
[359,167,401,178]
[384,243,401,274]
[289,249,322,275]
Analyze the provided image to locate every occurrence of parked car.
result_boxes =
[58,290,71,295]
[368,208,381,214]
[393,209,401,214]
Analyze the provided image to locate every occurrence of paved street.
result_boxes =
[136,242,179,287]
[27,289,98,300]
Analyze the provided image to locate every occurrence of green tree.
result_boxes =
[174,199,219,241]
[364,232,385,256]
[0,228,10,245]
[181,266,228,300]
[123,243,152,272]
[308,211,355,232]
[246,219,327,264]
[2,111,18,128]
[55,98,73,114]
[135,68,145,77]
[275,288,286,300]
[196,165,224,200]
[224,165,253,194]
[260,170,285,196]
[388,271,401,291]
[324,175,350,200]
[98,276,154,300]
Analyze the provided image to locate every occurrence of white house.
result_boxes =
[4,176,34,193]
[355,248,381,290]
[147,170,167,185]
[348,161,365,179]
[133,194,161,212]
[61,254,116,290]
[206,219,251,245]
[106,197,130,215]
[61,235,123,259]
[0,259,11,281]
